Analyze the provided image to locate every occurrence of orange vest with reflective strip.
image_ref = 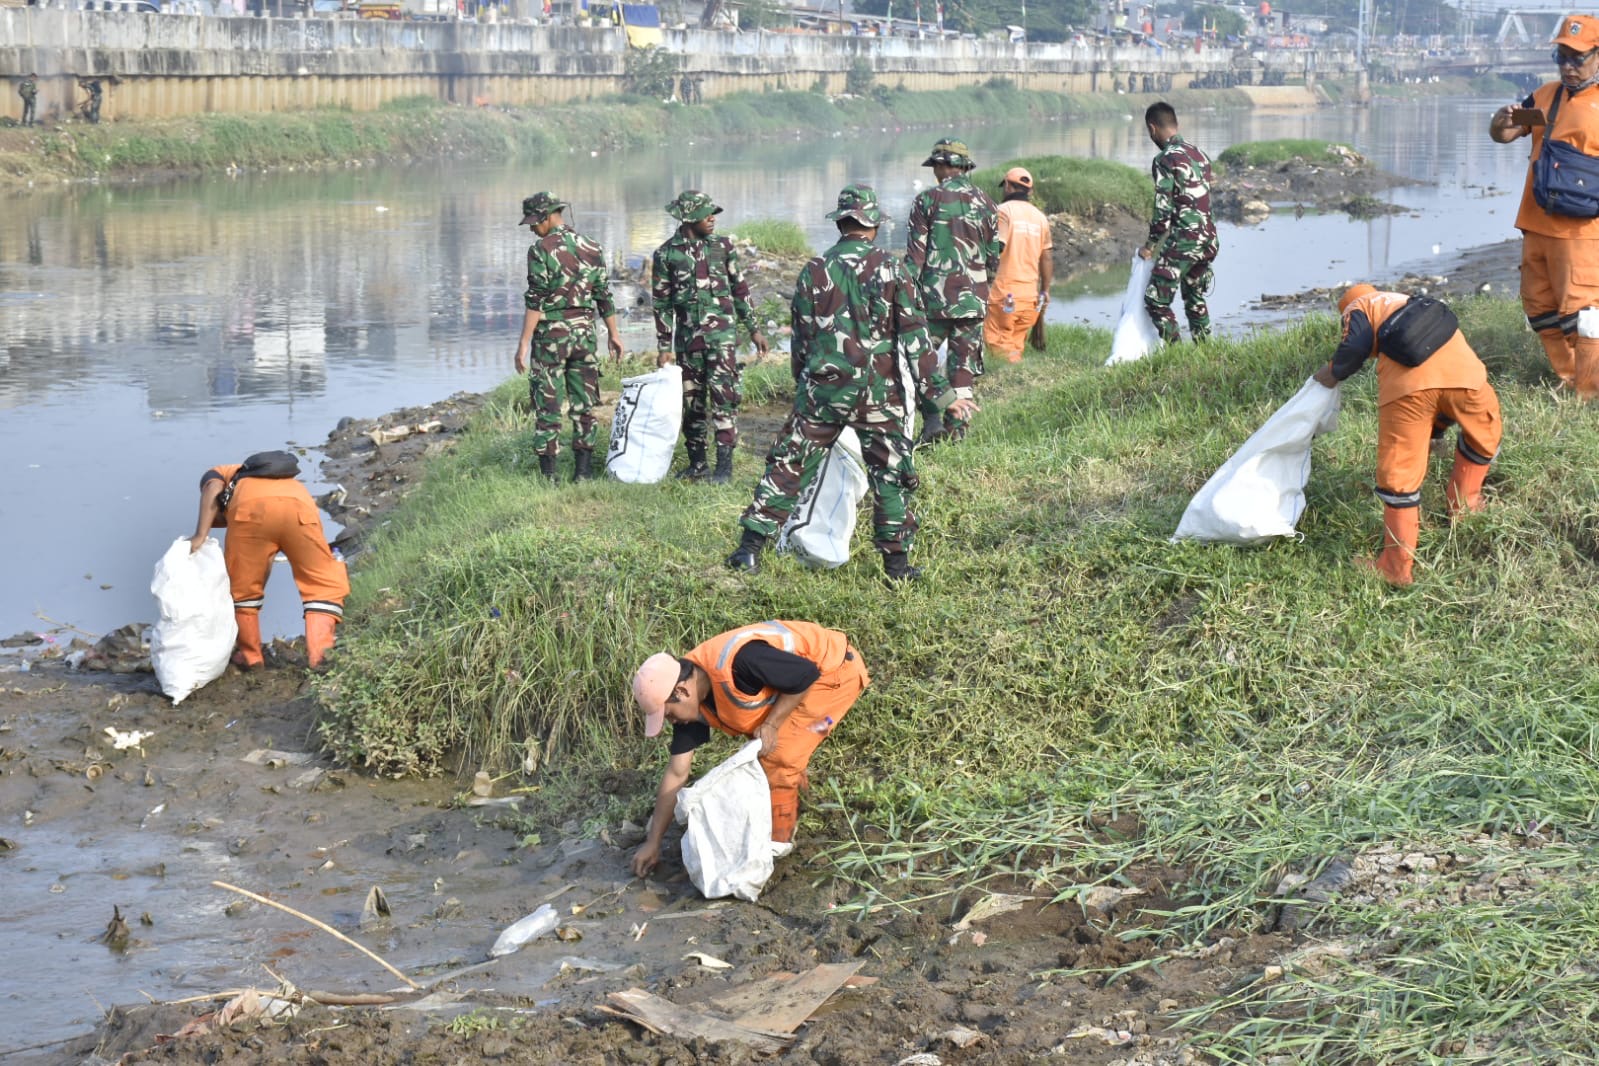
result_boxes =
[1343,291,1487,407]
[1515,81,1599,239]
[683,620,850,736]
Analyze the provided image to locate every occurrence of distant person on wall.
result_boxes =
[1489,13,1599,396]
[651,190,769,484]
[512,192,624,483]
[77,76,102,124]
[17,72,37,127]
[983,167,1053,364]
[190,452,350,669]
[1139,101,1218,345]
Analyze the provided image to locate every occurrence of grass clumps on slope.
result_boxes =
[1217,138,1357,169]
[318,294,1599,1060]
[725,219,811,259]
[970,155,1153,218]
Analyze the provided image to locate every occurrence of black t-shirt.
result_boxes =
[668,640,822,755]
[1330,309,1375,381]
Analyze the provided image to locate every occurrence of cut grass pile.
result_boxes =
[969,154,1153,218]
[315,295,1599,1060]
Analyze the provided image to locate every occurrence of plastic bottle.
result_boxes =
[809,715,835,736]
[1002,291,1015,314]
[488,903,559,958]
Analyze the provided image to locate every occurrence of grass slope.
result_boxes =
[970,154,1153,217]
[317,297,1599,1060]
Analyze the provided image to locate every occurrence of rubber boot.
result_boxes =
[304,612,338,670]
[1445,454,1490,517]
[882,551,923,583]
[676,441,709,481]
[770,787,798,844]
[231,610,264,669]
[726,528,768,572]
[1538,329,1576,387]
[709,444,735,485]
[572,450,595,482]
[1575,334,1599,399]
[1355,505,1418,587]
[538,453,557,483]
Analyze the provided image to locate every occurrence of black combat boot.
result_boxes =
[572,450,595,482]
[915,419,947,449]
[709,444,735,485]
[676,441,710,480]
[538,454,557,483]
[726,528,768,572]
[882,551,923,583]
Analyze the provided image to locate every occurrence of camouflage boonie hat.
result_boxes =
[921,138,975,169]
[520,192,569,224]
[825,183,884,227]
[666,190,723,222]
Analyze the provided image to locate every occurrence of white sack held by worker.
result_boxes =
[607,363,684,484]
[1105,254,1163,366]
[150,536,237,703]
[777,428,869,569]
[675,740,779,901]
[1173,377,1341,544]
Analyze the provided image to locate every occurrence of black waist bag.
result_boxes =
[218,450,300,510]
[1376,296,1459,368]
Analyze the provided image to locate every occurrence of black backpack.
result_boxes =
[217,450,300,510]
[1376,295,1459,368]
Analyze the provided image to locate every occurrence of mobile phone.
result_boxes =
[1511,107,1547,127]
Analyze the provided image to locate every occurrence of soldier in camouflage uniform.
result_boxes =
[906,138,1003,446]
[512,192,624,483]
[1139,102,1219,345]
[17,73,37,127]
[651,190,770,484]
[727,184,979,582]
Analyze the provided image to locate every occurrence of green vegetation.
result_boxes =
[1187,2,1246,36]
[318,294,1599,1059]
[1217,138,1357,170]
[725,219,811,259]
[3,85,1250,186]
[970,154,1153,217]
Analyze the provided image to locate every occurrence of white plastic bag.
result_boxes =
[489,903,558,958]
[1172,377,1341,544]
[1104,254,1163,366]
[606,363,684,484]
[777,428,869,569]
[149,537,236,704]
[676,740,778,902]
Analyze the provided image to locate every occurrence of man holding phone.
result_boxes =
[1490,13,1599,397]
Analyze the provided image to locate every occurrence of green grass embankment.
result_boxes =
[2,84,1251,185]
[1217,137,1356,169]
[318,295,1599,1060]
[970,154,1153,216]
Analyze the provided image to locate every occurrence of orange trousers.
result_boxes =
[1520,231,1599,386]
[983,292,1040,359]
[1375,386,1502,505]
[759,648,869,842]
[224,495,350,619]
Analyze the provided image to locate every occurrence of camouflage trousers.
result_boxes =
[680,344,743,449]
[740,403,920,555]
[917,317,984,430]
[1144,247,1217,344]
[528,322,600,456]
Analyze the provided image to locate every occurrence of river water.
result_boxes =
[0,96,1528,642]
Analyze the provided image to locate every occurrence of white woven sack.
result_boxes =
[675,740,778,901]
[1105,254,1163,366]
[1172,377,1342,544]
[150,537,237,704]
[777,428,869,569]
[607,363,684,484]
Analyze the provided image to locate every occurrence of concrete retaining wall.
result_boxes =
[0,8,1360,121]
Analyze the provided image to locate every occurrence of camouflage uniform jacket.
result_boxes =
[525,225,616,320]
[19,76,36,101]
[650,231,757,352]
[790,236,961,413]
[1147,135,1218,254]
[905,174,1003,320]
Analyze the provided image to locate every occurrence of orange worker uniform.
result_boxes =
[202,464,349,667]
[1325,286,1502,586]
[663,621,868,843]
[1504,16,1599,394]
[984,171,1053,362]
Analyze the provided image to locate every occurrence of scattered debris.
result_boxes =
[489,903,559,958]
[360,885,391,931]
[602,961,865,1049]
[241,749,313,768]
[104,726,154,752]
[953,892,1036,931]
[682,951,732,970]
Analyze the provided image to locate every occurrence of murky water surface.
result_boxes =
[0,97,1526,640]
